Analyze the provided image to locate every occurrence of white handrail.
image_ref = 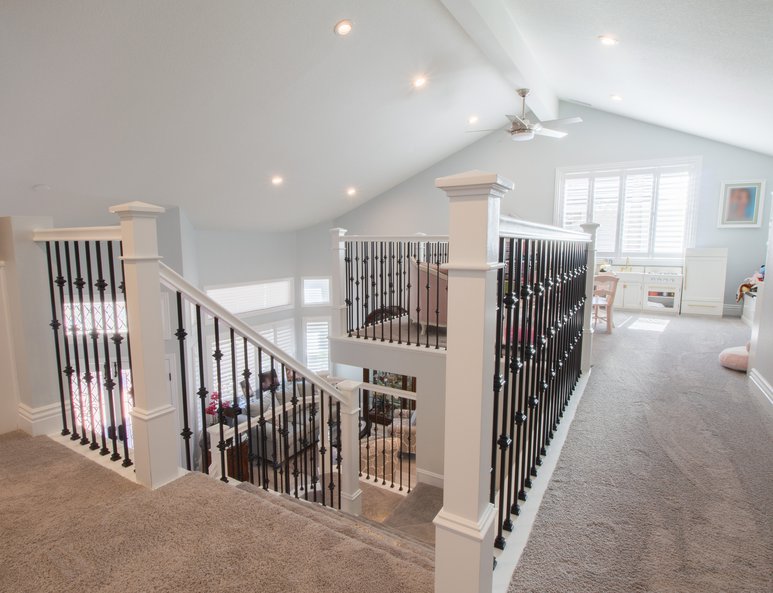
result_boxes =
[342,234,449,242]
[499,216,591,242]
[158,262,344,403]
[32,226,122,242]
[360,381,417,401]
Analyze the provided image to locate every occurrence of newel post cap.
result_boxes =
[435,169,514,193]
[580,221,600,237]
[109,201,166,218]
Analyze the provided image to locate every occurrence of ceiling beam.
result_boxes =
[440,0,558,121]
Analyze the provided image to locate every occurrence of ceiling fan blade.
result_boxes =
[535,127,568,139]
[466,128,506,133]
[539,116,583,127]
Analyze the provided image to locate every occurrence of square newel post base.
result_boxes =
[434,505,496,593]
[334,380,363,516]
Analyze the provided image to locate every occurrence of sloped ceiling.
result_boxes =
[0,0,516,230]
[2,1,771,232]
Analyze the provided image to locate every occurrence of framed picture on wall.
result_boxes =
[717,180,766,228]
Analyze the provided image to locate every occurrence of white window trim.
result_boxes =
[204,277,295,317]
[301,276,332,307]
[554,156,702,262]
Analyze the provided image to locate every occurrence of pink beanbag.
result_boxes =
[718,342,750,372]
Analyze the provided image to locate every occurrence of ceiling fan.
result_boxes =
[472,88,583,141]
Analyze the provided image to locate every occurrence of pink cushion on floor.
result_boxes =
[719,346,749,372]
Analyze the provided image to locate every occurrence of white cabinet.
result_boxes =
[619,281,643,310]
[682,248,728,316]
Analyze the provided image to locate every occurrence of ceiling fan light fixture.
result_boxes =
[511,130,535,142]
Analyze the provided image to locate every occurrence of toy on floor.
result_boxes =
[718,341,750,372]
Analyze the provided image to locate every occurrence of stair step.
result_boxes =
[236,482,434,571]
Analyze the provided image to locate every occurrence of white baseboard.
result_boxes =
[17,401,64,436]
[749,368,773,406]
[416,467,444,489]
[723,303,742,317]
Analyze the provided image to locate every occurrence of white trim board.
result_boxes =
[749,368,773,406]
[48,432,139,484]
[492,370,591,593]
[17,401,63,436]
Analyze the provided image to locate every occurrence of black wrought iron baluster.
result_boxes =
[118,243,135,454]
[381,392,387,485]
[194,304,208,473]
[424,242,431,349]
[363,242,370,341]
[507,239,524,520]
[327,395,335,507]
[84,242,109,454]
[280,362,291,495]
[300,377,309,500]
[242,337,255,485]
[106,242,131,465]
[213,318,227,483]
[406,242,413,346]
[318,386,326,505]
[345,243,352,337]
[389,397,395,488]
[373,412,378,482]
[397,242,403,344]
[229,328,242,481]
[256,347,269,489]
[355,242,361,338]
[435,242,441,349]
[529,240,547,479]
[407,400,412,493]
[45,242,69,436]
[291,368,300,498]
[491,237,505,509]
[398,402,404,491]
[336,400,342,509]
[174,292,192,470]
[55,242,79,441]
[269,356,280,490]
[371,241,378,340]
[518,239,533,500]
[94,243,120,461]
[380,241,386,342]
[415,243,422,347]
[71,241,96,447]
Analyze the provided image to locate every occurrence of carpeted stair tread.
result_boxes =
[236,481,434,571]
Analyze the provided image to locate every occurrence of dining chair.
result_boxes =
[593,273,620,333]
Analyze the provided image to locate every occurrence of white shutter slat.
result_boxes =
[591,175,621,253]
[653,172,690,254]
[562,177,590,230]
[304,319,330,373]
[621,173,654,254]
[303,278,331,306]
[207,279,293,315]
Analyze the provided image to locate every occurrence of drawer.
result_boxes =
[681,300,723,316]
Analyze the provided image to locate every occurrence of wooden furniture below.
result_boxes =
[682,248,728,316]
[593,273,620,333]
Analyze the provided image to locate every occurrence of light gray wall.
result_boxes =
[334,103,773,305]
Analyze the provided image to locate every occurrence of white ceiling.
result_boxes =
[0,0,516,230]
[505,0,773,157]
[2,1,771,233]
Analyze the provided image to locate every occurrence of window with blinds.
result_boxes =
[211,319,296,396]
[302,277,331,306]
[304,318,330,373]
[206,278,294,316]
[556,159,699,258]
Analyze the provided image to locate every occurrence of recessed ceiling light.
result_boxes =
[413,75,427,89]
[610,94,623,101]
[598,35,619,46]
[468,115,479,125]
[334,19,353,36]
[346,187,357,197]
[271,175,284,186]
[31,184,51,191]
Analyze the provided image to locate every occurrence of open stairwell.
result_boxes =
[0,431,433,593]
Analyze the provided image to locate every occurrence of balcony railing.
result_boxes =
[339,234,449,349]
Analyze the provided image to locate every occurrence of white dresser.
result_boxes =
[681,248,728,316]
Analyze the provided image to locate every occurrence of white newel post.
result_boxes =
[329,228,348,344]
[580,223,599,374]
[434,171,514,593]
[334,380,363,515]
[109,201,181,489]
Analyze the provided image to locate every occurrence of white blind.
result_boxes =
[257,319,296,371]
[303,278,331,306]
[653,171,690,254]
[558,159,697,258]
[207,279,293,315]
[621,173,654,254]
[561,177,590,228]
[591,176,620,253]
[304,318,330,373]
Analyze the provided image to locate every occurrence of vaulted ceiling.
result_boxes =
[1,1,770,231]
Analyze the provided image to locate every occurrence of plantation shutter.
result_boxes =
[621,173,655,254]
[304,319,330,373]
[561,177,590,229]
[591,175,621,253]
[653,170,691,254]
[303,278,331,305]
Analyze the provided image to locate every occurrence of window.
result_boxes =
[206,278,293,316]
[556,158,699,258]
[302,277,331,306]
[303,318,330,373]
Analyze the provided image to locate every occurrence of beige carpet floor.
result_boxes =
[0,432,433,593]
[508,315,773,593]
